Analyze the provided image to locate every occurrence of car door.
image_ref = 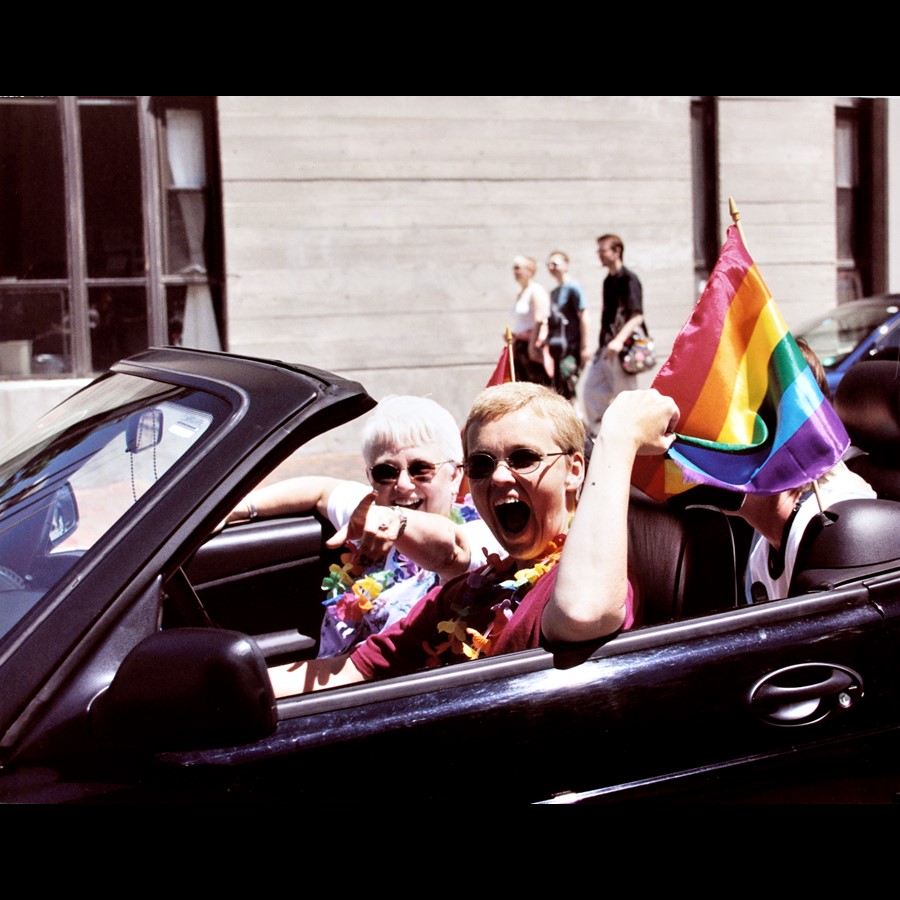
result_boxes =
[136,568,900,805]
[0,349,377,804]
[183,515,342,645]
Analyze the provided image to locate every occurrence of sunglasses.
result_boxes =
[463,448,570,481]
[369,459,457,485]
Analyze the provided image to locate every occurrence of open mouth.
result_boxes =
[394,498,423,511]
[495,499,530,535]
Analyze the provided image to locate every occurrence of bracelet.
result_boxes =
[391,507,408,539]
[247,500,258,521]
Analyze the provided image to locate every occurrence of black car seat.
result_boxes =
[789,497,900,595]
[627,487,745,625]
[834,360,900,501]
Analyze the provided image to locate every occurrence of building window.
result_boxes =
[0,96,224,379]
[835,97,887,303]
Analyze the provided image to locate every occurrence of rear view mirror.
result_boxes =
[126,408,163,454]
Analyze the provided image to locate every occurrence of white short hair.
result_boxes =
[362,395,463,466]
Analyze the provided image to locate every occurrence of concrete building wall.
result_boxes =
[217,95,696,455]
[715,96,837,329]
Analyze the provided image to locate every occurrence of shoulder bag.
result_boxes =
[620,325,657,375]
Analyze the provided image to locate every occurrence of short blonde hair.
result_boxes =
[513,255,537,276]
[463,382,585,457]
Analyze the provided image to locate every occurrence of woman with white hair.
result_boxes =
[225,396,501,656]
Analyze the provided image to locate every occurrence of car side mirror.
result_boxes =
[91,628,277,752]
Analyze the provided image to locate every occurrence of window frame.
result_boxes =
[835,97,888,303]
[0,96,224,380]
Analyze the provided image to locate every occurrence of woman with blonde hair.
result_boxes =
[509,254,553,385]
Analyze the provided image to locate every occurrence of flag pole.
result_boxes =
[505,327,516,382]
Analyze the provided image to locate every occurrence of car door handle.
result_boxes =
[749,663,863,727]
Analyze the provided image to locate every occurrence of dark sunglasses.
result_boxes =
[369,459,457,485]
[463,448,570,481]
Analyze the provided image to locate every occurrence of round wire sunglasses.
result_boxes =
[463,448,570,481]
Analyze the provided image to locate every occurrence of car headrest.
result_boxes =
[834,360,900,457]
[789,497,900,595]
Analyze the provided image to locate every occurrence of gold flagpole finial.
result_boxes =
[504,327,516,382]
[728,196,746,243]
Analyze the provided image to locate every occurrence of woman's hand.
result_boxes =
[600,389,679,457]
[326,492,405,567]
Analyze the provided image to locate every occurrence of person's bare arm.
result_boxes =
[542,389,678,644]
[578,307,592,367]
[605,313,644,358]
[268,654,366,697]
[223,476,344,526]
[530,285,551,349]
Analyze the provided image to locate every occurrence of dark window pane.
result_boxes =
[0,101,67,279]
[0,290,70,375]
[89,286,147,372]
[836,187,856,263]
[80,101,145,279]
[166,188,207,274]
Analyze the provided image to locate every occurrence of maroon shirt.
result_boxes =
[350,563,633,680]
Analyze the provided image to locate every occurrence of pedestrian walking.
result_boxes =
[581,234,645,437]
[509,255,552,386]
[546,250,589,402]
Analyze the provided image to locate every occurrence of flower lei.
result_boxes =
[426,533,567,666]
[321,551,420,625]
[321,499,475,625]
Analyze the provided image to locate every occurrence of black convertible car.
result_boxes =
[1,347,900,804]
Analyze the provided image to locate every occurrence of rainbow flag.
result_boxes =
[631,225,849,502]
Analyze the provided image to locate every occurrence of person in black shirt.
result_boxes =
[582,233,644,437]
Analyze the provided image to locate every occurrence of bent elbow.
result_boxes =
[543,592,627,645]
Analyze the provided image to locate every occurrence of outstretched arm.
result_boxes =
[223,476,344,526]
[542,389,679,644]
[327,492,486,581]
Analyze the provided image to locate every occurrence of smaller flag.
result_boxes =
[486,344,512,387]
[486,333,515,387]
[459,335,516,503]
[632,225,849,503]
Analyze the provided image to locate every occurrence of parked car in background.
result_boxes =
[794,295,900,395]
[2,347,900,804]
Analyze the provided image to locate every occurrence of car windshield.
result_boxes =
[0,372,229,642]
[796,301,900,369]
